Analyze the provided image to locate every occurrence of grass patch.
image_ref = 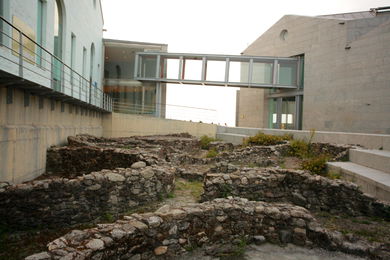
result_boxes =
[243,132,292,146]
[175,180,204,200]
[101,212,115,222]
[301,154,330,175]
[206,148,219,158]
[327,171,342,180]
[200,135,218,150]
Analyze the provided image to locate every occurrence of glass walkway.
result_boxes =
[134,52,302,89]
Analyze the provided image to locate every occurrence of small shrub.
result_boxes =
[289,139,310,158]
[232,237,248,256]
[200,135,216,149]
[327,171,342,180]
[101,212,114,222]
[206,148,218,158]
[166,192,175,199]
[243,132,292,146]
[301,154,330,175]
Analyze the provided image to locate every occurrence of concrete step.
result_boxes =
[216,133,248,145]
[349,148,390,174]
[327,161,390,202]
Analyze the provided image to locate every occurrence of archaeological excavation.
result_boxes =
[0,133,389,260]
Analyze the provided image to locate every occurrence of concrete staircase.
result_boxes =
[327,148,390,202]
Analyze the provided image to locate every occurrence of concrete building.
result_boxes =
[237,7,390,134]
[0,0,169,183]
[0,0,111,183]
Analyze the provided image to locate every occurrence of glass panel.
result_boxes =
[206,60,225,82]
[278,60,297,86]
[268,98,278,129]
[252,61,273,84]
[281,96,295,129]
[183,59,202,80]
[143,84,156,114]
[165,58,180,79]
[141,56,157,78]
[230,61,249,83]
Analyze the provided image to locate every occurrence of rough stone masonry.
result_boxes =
[0,164,175,229]
[25,198,389,260]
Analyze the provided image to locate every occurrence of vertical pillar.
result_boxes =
[18,31,23,77]
[156,82,161,118]
[225,58,230,85]
[276,97,282,129]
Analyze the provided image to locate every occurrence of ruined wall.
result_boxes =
[25,198,389,260]
[202,168,389,218]
[0,166,175,229]
[46,146,161,177]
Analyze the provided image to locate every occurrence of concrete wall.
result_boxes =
[103,113,217,138]
[238,14,390,134]
[217,126,390,150]
[0,87,103,183]
[0,0,104,90]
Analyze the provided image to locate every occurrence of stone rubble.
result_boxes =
[202,167,390,218]
[25,197,389,260]
[0,165,175,229]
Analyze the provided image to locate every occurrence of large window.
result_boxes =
[0,0,5,45]
[53,0,64,91]
[36,0,46,65]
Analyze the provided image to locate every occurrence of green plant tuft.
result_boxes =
[200,135,217,149]
[243,132,292,146]
[101,212,114,222]
[206,148,219,158]
[301,154,330,175]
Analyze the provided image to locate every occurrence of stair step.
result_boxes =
[349,148,390,173]
[327,161,390,202]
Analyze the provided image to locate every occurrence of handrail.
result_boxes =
[0,15,112,112]
[0,16,88,83]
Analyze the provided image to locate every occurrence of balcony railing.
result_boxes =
[0,16,112,112]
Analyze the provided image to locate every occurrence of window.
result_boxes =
[70,33,76,85]
[82,47,87,77]
[36,0,46,65]
[0,0,4,45]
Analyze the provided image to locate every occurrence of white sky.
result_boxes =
[101,0,390,126]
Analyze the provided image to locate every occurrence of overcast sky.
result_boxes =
[101,0,390,126]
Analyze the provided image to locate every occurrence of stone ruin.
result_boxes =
[25,198,389,260]
[0,134,388,259]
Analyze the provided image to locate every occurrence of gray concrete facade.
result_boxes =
[238,9,390,134]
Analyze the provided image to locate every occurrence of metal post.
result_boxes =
[155,54,161,79]
[295,95,303,130]
[156,82,161,118]
[201,57,207,81]
[248,58,253,87]
[61,64,65,93]
[18,31,23,77]
[225,58,230,84]
[272,59,279,86]
[134,54,139,78]
[50,56,54,89]
[276,97,282,129]
[178,56,183,80]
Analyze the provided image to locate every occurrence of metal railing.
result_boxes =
[112,100,218,123]
[0,16,112,111]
